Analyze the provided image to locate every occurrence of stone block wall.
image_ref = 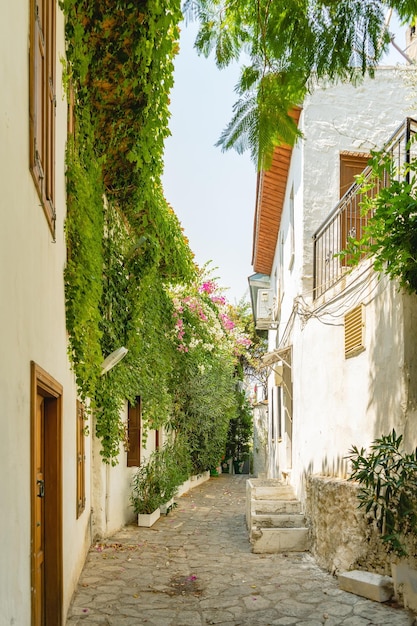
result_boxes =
[305,475,391,576]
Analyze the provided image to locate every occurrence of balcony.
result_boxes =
[312,118,417,299]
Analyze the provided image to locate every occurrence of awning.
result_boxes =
[261,346,292,369]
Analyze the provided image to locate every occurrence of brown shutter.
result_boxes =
[344,304,365,358]
[339,152,371,265]
[45,0,56,208]
[29,0,56,236]
[30,1,46,189]
[127,398,141,467]
[340,153,370,198]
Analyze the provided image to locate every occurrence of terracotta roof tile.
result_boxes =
[252,108,302,275]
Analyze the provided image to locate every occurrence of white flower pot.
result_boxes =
[137,508,160,527]
[160,498,174,515]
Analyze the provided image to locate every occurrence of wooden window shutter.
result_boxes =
[340,152,370,199]
[29,0,56,237]
[127,398,141,467]
[76,401,86,518]
[45,0,56,209]
[344,304,365,358]
[339,152,371,266]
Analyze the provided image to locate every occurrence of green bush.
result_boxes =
[347,430,417,557]
[130,439,191,514]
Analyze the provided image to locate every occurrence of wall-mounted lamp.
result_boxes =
[100,347,128,376]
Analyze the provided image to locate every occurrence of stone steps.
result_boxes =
[247,478,310,554]
[252,498,302,515]
[252,512,306,528]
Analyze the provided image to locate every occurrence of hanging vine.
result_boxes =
[62,0,196,462]
[61,0,252,467]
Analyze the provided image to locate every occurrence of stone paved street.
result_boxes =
[66,475,416,625]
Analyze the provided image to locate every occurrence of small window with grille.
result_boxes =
[344,304,365,358]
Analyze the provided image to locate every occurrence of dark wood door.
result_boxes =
[31,362,63,626]
[33,394,45,624]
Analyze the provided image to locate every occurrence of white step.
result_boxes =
[246,478,310,553]
[252,512,305,528]
[251,498,302,515]
[250,479,296,500]
[251,527,310,553]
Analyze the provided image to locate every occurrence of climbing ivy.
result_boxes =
[61,0,252,468]
[64,117,104,404]
[62,0,196,462]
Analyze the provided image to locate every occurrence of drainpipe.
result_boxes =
[105,463,110,532]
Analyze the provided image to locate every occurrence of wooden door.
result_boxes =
[33,395,45,624]
[31,362,63,626]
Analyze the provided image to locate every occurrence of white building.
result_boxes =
[249,67,417,569]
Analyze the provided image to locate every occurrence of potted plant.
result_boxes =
[130,440,191,525]
[130,456,164,527]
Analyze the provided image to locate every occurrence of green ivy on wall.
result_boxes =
[61,0,252,468]
[62,0,196,462]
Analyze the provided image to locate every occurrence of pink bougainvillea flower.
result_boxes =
[220,313,235,330]
[236,337,252,347]
[210,295,226,305]
[199,280,216,294]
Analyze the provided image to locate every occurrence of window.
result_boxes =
[29,0,56,237]
[344,304,365,358]
[288,186,295,270]
[278,232,284,304]
[127,397,141,467]
[339,152,371,264]
[76,401,86,518]
[271,385,282,441]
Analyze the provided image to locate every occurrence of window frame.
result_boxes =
[29,0,57,238]
[127,397,142,467]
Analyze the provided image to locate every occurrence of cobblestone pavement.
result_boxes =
[66,475,416,625]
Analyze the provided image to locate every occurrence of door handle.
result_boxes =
[37,479,45,498]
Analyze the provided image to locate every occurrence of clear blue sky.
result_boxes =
[162,22,256,305]
[162,15,408,305]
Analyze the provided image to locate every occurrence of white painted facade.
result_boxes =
[0,5,159,623]
[91,410,164,539]
[260,68,417,502]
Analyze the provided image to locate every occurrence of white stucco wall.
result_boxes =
[0,4,91,623]
[91,406,169,539]
[267,67,417,497]
[301,67,417,296]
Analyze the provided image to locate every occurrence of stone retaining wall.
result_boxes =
[305,475,391,575]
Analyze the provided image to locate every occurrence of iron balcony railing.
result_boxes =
[312,117,417,299]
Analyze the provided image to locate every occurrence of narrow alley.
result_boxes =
[66,475,415,626]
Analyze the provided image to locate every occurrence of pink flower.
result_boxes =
[220,313,235,330]
[199,280,216,294]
